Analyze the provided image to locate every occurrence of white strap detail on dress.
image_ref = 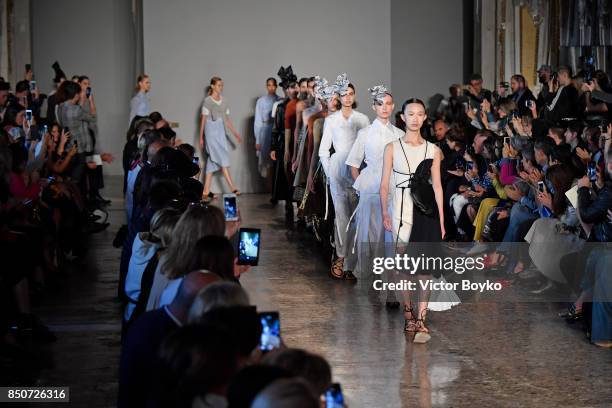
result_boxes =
[346,206,359,254]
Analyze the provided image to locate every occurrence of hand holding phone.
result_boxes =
[259,311,280,351]
[537,181,545,193]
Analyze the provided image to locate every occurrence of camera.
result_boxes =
[86,87,92,97]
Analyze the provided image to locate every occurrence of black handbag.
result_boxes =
[398,141,436,218]
[411,169,436,217]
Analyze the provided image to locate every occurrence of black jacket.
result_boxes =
[578,181,612,242]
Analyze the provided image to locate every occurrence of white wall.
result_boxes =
[143,0,391,193]
[31,0,135,176]
[390,0,464,108]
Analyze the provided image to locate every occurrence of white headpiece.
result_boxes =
[368,85,389,105]
[333,73,350,96]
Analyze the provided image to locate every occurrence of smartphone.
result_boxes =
[192,156,199,165]
[237,227,261,266]
[504,136,510,145]
[325,383,345,408]
[25,109,33,121]
[223,193,238,221]
[30,80,37,92]
[259,311,280,351]
[86,87,92,97]
[537,181,545,193]
[466,161,474,171]
[63,126,70,134]
[587,161,597,181]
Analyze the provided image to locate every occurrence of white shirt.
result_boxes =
[346,118,404,194]
[318,110,369,177]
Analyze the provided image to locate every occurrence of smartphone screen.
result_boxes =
[504,136,510,145]
[466,161,474,171]
[325,383,344,408]
[223,194,238,221]
[259,311,280,351]
[538,181,545,193]
[237,228,261,266]
[587,161,597,181]
[30,80,37,92]
[25,109,32,121]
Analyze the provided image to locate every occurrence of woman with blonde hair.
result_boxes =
[145,204,226,311]
[129,74,151,123]
[200,76,242,202]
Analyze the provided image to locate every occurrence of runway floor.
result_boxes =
[22,177,612,407]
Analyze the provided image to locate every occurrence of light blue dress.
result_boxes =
[254,94,280,176]
[202,96,231,173]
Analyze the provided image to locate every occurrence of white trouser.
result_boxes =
[330,181,358,272]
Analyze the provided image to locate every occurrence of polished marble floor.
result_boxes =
[27,177,611,407]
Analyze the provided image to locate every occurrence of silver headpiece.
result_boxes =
[333,73,350,96]
[313,76,328,99]
[368,85,388,105]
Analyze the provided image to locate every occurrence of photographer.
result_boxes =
[542,66,579,124]
[56,81,97,185]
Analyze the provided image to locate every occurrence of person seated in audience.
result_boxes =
[226,365,293,408]
[261,348,332,396]
[158,235,242,307]
[118,271,221,408]
[251,378,320,408]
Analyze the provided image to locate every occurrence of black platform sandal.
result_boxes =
[404,303,416,332]
[413,309,431,343]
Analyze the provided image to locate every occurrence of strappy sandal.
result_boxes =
[330,257,344,279]
[404,303,417,332]
[413,310,431,344]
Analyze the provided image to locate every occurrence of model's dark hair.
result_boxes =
[335,83,357,110]
[401,98,426,113]
[298,77,308,86]
[470,73,483,82]
[266,77,277,86]
[77,75,89,83]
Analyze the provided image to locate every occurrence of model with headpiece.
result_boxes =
[346,85,403,306]
[254,77,281,182]
[270,66,299,223]
[380,98,459,343]
[319,74,370,280]
[200,76,242,202]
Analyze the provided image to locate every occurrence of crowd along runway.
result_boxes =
[30,177,612,408]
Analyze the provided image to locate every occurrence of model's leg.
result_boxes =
[202,172,214,197]
[221,167,238,193]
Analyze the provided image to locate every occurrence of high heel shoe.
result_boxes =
[404,303,416,332]
[413,310,431,344]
